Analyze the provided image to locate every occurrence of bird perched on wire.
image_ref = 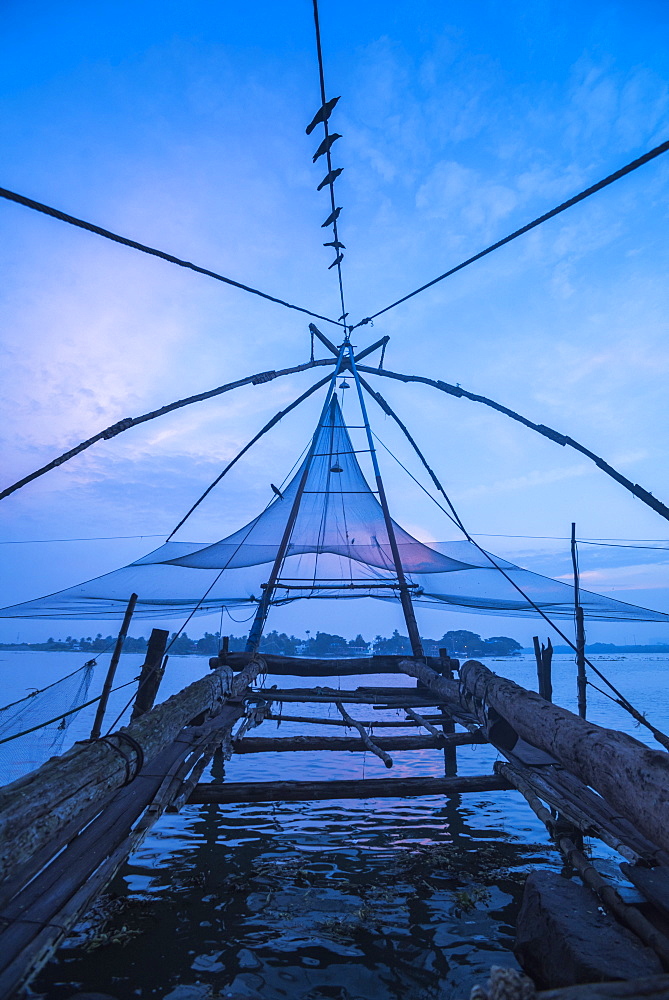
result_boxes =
[270,483,285,500]
[313,133,342,162]
[321,207,341,227]
[317,167,344,191]
[324,240,346,250]
[305,96,340,135]
[328,254,344,269]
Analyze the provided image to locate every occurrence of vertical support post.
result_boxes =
[533,636,553,702]
[246,347,346,653]
[347,346,424,658]
[439,647,457,776]
[571,522,587,719]
[131,627,169,721]
[90,593,138,739]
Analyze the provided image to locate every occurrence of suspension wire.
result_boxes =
[350,138,669,330]
[372,430,461,531]
[356,363,669,524]
[0,186,344,329]
[1,358,337,502]
[360,379,669,751]
[311,0,348,330]
[167,372,334,539]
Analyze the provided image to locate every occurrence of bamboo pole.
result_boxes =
[571,523,587,719]
[90,592,137,738]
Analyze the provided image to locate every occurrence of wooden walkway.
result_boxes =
[2,648,669,997]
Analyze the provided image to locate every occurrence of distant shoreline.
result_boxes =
[522,643,669,655]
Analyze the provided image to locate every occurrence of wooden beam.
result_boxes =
[537,975,669,998]
[233,733,483,753]
[188,773,511,803]
[266,712,430,727]
[131,627,169,720]
[227,652,445,676]
[335,702,393,766]
[399,657,669,859]
[256,686,443,706]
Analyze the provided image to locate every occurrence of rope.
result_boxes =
[0,185,344,328]
[351,137,669,329]
[1,358,336,502]
[469,966,536,1000]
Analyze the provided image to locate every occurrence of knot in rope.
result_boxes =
[469,966,536,1000]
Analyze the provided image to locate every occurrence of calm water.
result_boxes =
[2,651,667,1000]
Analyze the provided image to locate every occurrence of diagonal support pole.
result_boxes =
[346,345,424,658]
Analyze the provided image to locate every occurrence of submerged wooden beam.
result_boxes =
[188,773,511,803]
[233,732,484,753]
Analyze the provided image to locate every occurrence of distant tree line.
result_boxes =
[0,628,522,657]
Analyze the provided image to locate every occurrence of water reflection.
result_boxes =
[34,793,555,1000]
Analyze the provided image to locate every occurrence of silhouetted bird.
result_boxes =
[328,253,344,269]
[323,240,346,249]
[317,167,344,191]
[321,207,342,227]
[305,96,340,135]
[270,483,284,500]
[313,133,342,162]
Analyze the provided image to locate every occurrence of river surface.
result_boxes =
[1,650,667,1000]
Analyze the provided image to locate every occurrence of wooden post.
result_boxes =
[90,593,138,739]
[439,648,457,776]
[571,523,587,718]
[533,636,553,702]
[131,628,169,721]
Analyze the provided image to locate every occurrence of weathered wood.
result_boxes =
[621,865,669,922]
[0,658,264,885]
[267,712,437,727]
[537,975,669,998]
[188,772,511,803]
[227,652,445,676]
[499,761,669,966]
[232,733,481,753]
[90,593,137,738]
[401,657,669,859]
[257,686,442,706]
[533,636,554,702]
[131,627,169,720]
[336,701,393,767]
[438,649,458,775]
[515,870,663,989]
[403,707,442,738]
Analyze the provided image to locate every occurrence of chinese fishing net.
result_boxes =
[1,395,668,624]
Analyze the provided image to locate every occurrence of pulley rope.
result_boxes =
[0,186,344,329]
[361,380,669,751]
[350,137,669,329]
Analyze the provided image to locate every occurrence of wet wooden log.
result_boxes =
[226,651,444,676]
[0,658,264,885]
[188,772,511,803]
[232,732,483,753]
[399,657,669,858]
[266,712,439,727]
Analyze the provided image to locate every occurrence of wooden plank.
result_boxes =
[0,657,265,884]
[267,712,432,728]
[232,732,483,753]
[621,865,669,921]
[537,973,669,997]
[259,689,442,706]
[188,773,511,803]
[400,657,669,859]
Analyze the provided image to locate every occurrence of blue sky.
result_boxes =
[2,0,669,646]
